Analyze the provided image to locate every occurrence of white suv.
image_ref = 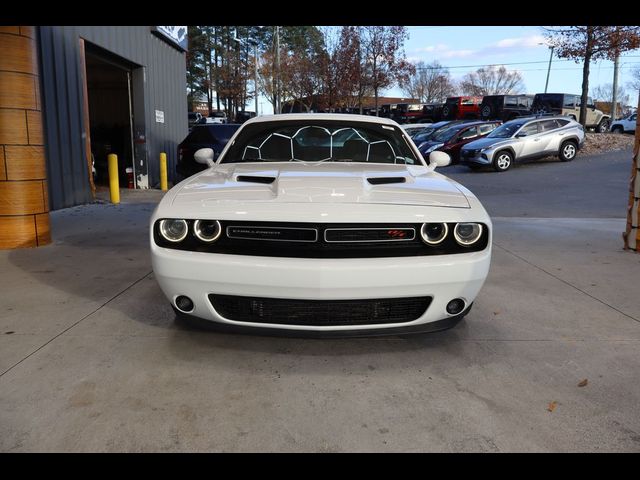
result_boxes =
[610,113,637,134]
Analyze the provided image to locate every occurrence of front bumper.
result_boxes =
[151,245,491,333]
[460,150,493,165]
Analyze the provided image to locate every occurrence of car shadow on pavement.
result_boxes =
[4,198,495,366]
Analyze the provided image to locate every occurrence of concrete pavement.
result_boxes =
[1,150,639,452]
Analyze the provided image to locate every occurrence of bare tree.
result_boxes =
[402,61,457,103]
[544,26,640,126]
[628,66,640,92]
[360,26,415,115]
[459,65,524,96]
[591,83,630,116]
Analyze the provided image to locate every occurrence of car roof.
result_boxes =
[501,115,575,126]
[442,120,499,129]
[242,113,400,127]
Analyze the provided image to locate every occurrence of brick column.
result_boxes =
[0,26,50,249]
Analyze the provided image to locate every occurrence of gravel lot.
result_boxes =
[581,132,635,156]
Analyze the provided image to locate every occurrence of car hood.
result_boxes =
[171,162,470,209]
[462,137,511,150]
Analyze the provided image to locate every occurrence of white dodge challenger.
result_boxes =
[150,114,492,336]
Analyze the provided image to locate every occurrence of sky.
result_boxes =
[257,26,640,115]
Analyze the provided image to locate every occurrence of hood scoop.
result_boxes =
[236,175,276,184]
[367,177,407,185]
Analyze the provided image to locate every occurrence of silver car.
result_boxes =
[460,116,585,172]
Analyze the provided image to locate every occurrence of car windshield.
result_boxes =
[408,127,435,139]
[221,120,422,165]
[431,125,464,142]
[487,122,525,139]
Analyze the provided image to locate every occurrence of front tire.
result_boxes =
[492,151,513,172]
[611,125,624,134]
[559,140,577,161]
[596,118,610,133]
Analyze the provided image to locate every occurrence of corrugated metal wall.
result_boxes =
[38,26,187,210]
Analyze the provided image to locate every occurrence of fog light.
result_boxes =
[446,298,465,315]
[175,295,194,312]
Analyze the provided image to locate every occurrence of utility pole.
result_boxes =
[275,26,281,114]
[612,26,622,121]
[612,53,620,120]
[254,43,259,116]
[544,46,554,93]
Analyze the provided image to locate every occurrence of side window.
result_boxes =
[519,123,539,136]
[540,120,559,131]
[505,96,518,108]
[519,97,532,109]
[479,124,496,135]
[563,96,576,108]
[630,114,637,122]
[556,119,570,127]
[459,127,479,140]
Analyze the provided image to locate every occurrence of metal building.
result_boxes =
[39,26,188,210]
[0,25,187,249]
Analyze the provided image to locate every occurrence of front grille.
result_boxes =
[154,221,490,258]
[227,225,317,242]
[324,228,415,243]
[209,294,432,326]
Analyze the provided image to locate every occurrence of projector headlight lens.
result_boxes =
[420,223,448,245]
[193,220,222,243]
[454,223,483,246]
[159,219,188,243]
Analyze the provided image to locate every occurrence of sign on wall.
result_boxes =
[151,26,188,51]
[155,110,165,124]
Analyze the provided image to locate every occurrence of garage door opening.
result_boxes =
[84,43,138,189]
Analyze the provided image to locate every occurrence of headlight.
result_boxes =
[159,219,188,242]
[193,219,222,242]
[420,223,448,245]
[454,223,483,246]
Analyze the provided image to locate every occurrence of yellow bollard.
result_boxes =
[160,152,168,191]
[107,153,120,204]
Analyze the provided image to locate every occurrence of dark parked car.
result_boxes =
[393,103,424,123]
[479,95,533,121]
[235,111,257,124]
[188,111,202,128]
[399,103,445,124]
[392,103,444,124]
[442,96,483,120]
[176,124,241,180]
[409,120,474,143]
[415,120,501,164]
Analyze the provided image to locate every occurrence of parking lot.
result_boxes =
[1,149,639,452]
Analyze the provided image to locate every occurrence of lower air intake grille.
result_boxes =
[209,294,432,326]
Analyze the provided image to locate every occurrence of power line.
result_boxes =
[414,56,640,70]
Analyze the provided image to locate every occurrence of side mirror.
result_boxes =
[429,151,451,168]
[516,132,527,138]
[194,148,215,167]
